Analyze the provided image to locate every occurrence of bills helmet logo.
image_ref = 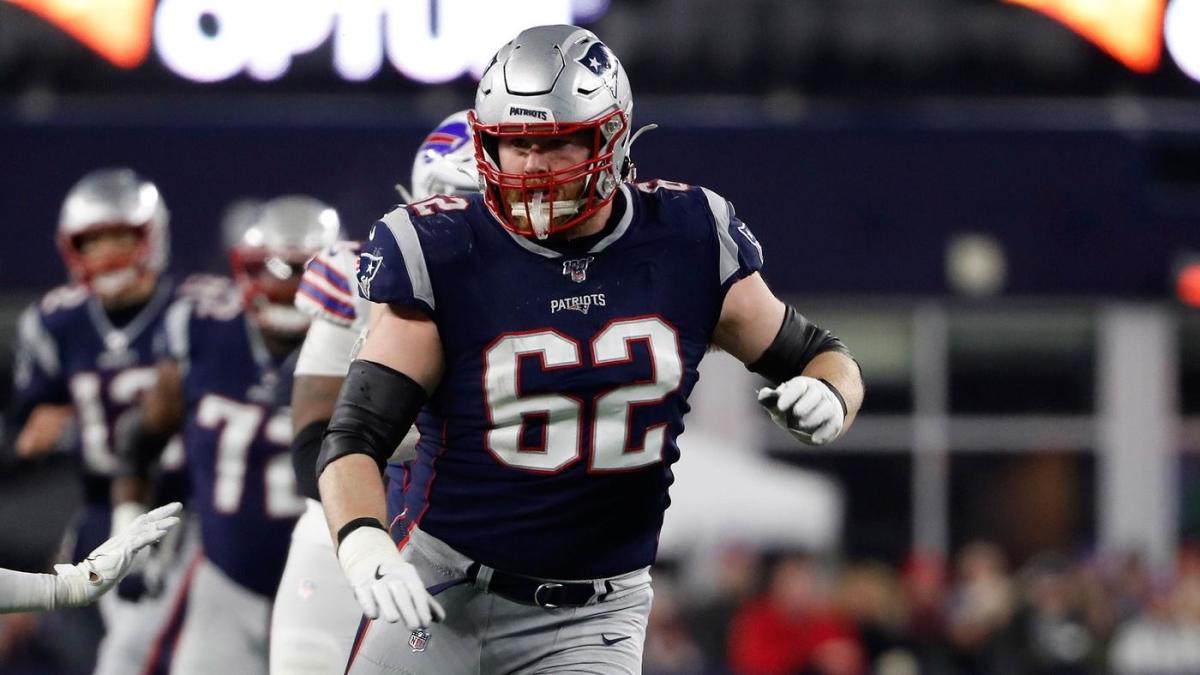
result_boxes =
[409,628,431,653]
[357,247,384,299]
[418,120,470,166]
[562,257,594,283]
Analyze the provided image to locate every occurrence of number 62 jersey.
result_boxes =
[357,181,764,580]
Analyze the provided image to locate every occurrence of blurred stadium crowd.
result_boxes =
[642,542,1200,675]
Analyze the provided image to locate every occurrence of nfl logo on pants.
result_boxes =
[409,629,431,653]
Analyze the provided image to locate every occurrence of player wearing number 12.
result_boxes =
[319,25,864,674]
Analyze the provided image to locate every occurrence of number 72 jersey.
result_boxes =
[158,284,304,596]
[358,181,764,580]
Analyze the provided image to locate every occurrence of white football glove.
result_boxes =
[757,376,846,446]
[338,526,445,630]
[53,502,182,608]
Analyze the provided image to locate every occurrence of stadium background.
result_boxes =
[2,0,1200,673]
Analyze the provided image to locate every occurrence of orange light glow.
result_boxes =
[1005,0,1165,73]
[1178,264,1200,307]
[7,0,155,69]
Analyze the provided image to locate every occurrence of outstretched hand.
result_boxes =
[53,502,182,608]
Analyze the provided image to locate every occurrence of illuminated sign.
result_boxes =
[8,0,155,68]
[1005,0,1164,73]
[1165,0,1200,81]
[1003,0,1200,84]
[5,0,609,82]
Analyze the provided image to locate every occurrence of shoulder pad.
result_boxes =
[355,205,473,314]
[37,284,89,315]
[296,240,361,327]
[697,186,765,286]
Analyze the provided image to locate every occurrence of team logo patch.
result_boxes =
[737,222,763,262]
[409,628,431,653]
[357,248,384,299]
[562,257,594,283]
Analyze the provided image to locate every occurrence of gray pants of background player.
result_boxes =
[94,516,200,675]
[170,557,271,675]
[347,527,653,675]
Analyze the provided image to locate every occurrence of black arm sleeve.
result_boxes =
[747,305,855,385]
[291,420,326,501]
[315,360,427,478]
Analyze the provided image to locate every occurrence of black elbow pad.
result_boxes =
[315,360,427,478]
[291,420,326,501]
[747,305,853,384]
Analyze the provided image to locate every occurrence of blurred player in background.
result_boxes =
[117,196,338,674]
[0,503,180,613]
[269,110,479,675]
[8,167,200,675]
[318,25,863,674]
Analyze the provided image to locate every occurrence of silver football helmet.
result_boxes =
[229,195,340,336]
[408,110,480,202]
[57,168,169,295]
[471,25,634,239]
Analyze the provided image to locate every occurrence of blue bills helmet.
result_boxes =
[409,110,480,201]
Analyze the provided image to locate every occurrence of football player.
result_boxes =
[318,25,863,674]
[0,503,180,613]
[268,110,479,675]
[119,196,339,674]
[9,167,201,675]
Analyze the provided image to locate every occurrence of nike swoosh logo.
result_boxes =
[601,633,632,646]
[374,565,385,580]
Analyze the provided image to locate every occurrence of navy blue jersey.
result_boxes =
[160,281,304,596]
[357,181,764,578]
[11,279,196,555]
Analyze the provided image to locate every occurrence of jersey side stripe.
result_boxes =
[306,257,352,295]
[380,209,435,311]
[700,187,741,284]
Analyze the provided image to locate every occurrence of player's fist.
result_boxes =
[15,404,75,458]
[757,376,845,446]
[338,526,445,630]
[53,502,182,608]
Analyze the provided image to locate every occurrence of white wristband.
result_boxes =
[337,526,402,584]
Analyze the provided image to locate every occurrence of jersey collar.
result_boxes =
[86,278,174,353]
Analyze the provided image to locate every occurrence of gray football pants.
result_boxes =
[346,527,653,675]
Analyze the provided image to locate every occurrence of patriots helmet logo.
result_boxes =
[357,248,384,299]
[576,42,619,98]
